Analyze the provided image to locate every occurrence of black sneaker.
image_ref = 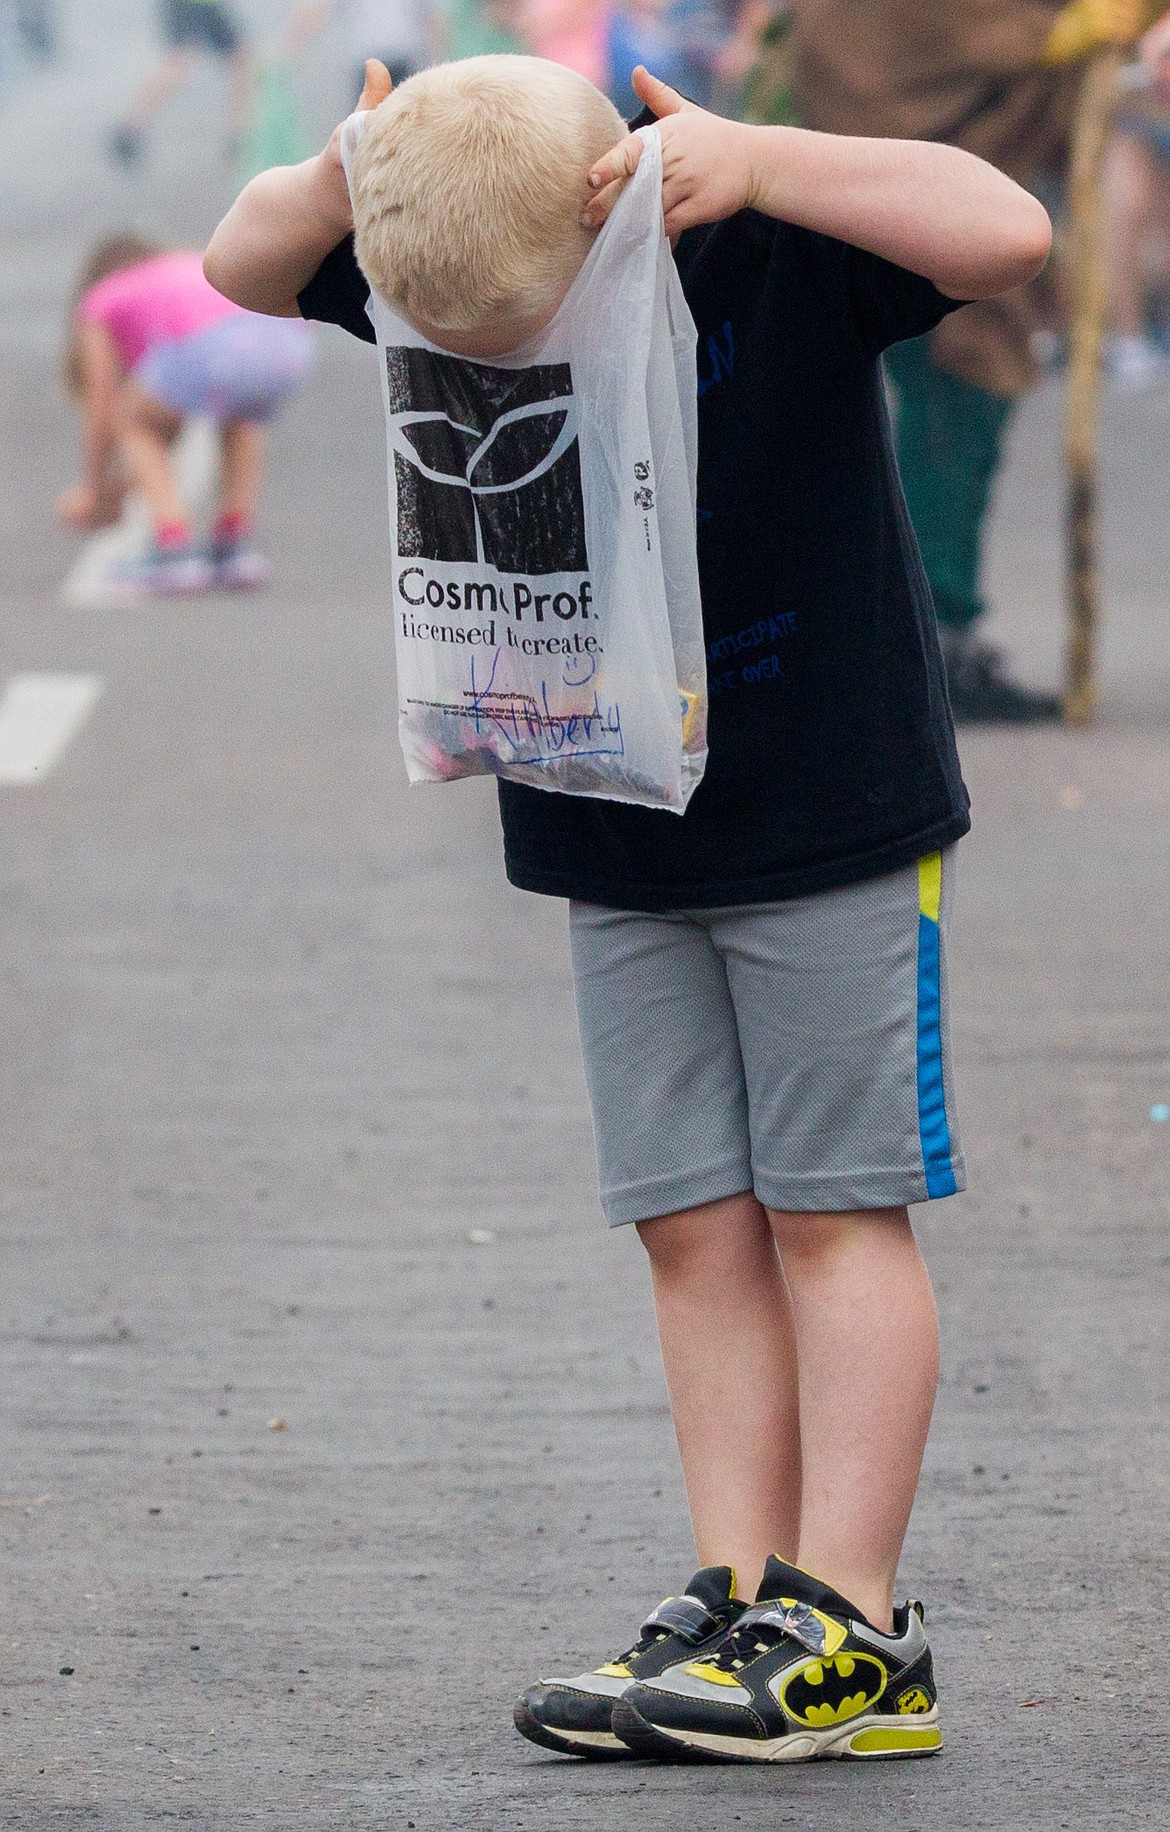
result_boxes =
[513,1565,744,1759]
[940,630,1062,725]
[611,1555,941,1763]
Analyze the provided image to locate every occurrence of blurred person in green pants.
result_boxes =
[283,0,441,91]
[442,0,525,58]
[791,0,1169,721]
[108,2,254,170]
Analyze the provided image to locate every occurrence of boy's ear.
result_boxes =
[357,59,393,111]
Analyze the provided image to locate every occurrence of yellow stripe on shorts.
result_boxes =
[917,851,942,924]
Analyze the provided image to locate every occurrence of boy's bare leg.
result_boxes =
[637,1191,801,1601]
[768,1206,939,1633]
[217,419,264,523]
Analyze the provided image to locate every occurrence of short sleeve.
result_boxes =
[845,241,967,356]
[297,233,376,344]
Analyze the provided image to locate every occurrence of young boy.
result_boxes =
[204,56,1050,1763]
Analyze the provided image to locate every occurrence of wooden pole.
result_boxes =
[1063,47,1123,725]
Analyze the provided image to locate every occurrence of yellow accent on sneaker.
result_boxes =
[849,1725,942,1755]
[685,1661,746,1687]
[896,1686,934,1715]
[593,1662,633,1679]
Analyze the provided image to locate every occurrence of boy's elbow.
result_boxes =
[997,196,1053,293]
[203,237,242,306]
[203,239,230,297]
[1020,200,1054,283]
[954,197,1053,301]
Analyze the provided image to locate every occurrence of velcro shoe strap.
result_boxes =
[752,1601,846,1657]
[640,1593,721,1643]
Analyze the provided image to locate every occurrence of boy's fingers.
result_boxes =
[587,131,643,192]
[581,174,626,228]
[662,202,696,239]
[357,58,392,110]
[631,64,690,117]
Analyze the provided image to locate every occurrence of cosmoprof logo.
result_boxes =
[385,347,588,575]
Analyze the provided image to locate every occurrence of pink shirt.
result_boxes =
[78,250,244,371]
[521,0,610,89]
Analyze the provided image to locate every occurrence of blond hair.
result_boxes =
[350,55,625,336]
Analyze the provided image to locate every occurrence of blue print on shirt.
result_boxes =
[697,321,734,399]
[707,612,798,697]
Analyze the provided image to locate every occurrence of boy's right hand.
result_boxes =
[204,57,393,315]
[314,59,393,234]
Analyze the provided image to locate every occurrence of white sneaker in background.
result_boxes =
[1105,334,1170,391]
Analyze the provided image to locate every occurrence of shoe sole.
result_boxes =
[214,566,270,593]
[112,572,213,599]
[611,1698,942,1764]
[512,1698,630,1760]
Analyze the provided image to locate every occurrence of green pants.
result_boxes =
[885,335,1015,631]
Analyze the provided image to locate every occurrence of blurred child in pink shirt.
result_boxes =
[59,236,314,593]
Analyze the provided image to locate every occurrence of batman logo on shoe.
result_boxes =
[778,1652,888,1727]
[896,1686,933,1715]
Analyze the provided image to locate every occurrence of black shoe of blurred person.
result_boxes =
[107,123,144,170]
[17,0,58,60]
[939,626,1063,725]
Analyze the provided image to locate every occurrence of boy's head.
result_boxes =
[350,56,625,355]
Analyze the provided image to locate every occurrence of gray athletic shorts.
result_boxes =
[569,851,965,1226]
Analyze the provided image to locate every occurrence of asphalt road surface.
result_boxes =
[1,11,1169,1827]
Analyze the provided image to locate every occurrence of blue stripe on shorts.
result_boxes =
[916,853,958,1199]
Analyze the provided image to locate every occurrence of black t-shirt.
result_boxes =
[299,196,970,911]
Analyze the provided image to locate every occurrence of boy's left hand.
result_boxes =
[584,66,756,237]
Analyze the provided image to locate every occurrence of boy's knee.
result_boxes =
[636,1190,766,1276]
[768,1206,911,1270]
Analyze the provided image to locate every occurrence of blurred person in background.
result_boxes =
[792,0,1170,723]
[606,0,688,114]
[15,0,56,60]
[107,1,254,170]
[606,0,774,116]
[283,0,439,92]
[741,0,796,124]
[441,0,524,60]
[516,0,609,88]
[664,0,768,109]
[57,236,315,595]
[1104,12,1170,382]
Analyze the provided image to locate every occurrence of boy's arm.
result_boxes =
[203,61,392,315]
[586,67,1051,301]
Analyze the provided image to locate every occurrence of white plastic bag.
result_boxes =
[341,119,707,812]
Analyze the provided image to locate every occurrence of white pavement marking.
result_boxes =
[0,674,103,786]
